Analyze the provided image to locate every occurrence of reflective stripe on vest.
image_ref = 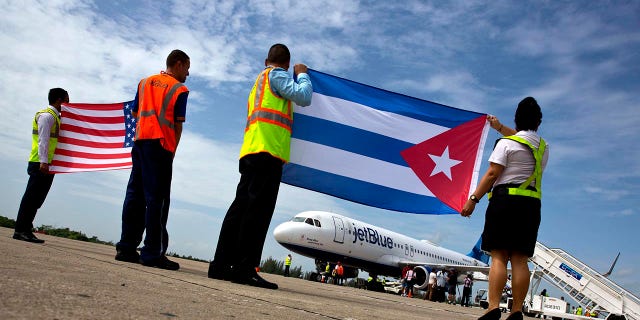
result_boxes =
[29,108,60,163]
[239,67,293,162]
[134,74,188,153]
[488,135,546,200]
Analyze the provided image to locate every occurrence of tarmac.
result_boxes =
[0,227,517,320]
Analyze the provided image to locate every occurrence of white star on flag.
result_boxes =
[428,146,462,180]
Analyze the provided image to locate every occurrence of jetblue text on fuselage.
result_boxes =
[352,225,394,249]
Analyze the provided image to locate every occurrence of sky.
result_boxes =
[1,0,639,299]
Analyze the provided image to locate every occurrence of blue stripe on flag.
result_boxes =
[283,163,457,215]
[308,69,483,127]
[292,114,412,166]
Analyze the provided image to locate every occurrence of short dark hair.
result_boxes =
[515,96,543,131]
[266,43,290,65]
[48,88,68,105]
[166,49,190,68]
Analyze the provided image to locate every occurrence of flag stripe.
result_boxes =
[63,111,124,125]
[308,69,482,126]
[57,136,126,149]
[50,160,132,170]
[55,142,131,155]
[53,154,132,165]
[283,163,457,214]
[292,114,414,167]
[290,138,433,196]
[63,117,127,130]
[62,124,125,137]
[54,148,131,159]
[296,93,449,144]
[62,103,125,111]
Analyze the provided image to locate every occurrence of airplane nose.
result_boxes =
[273,223,288,242]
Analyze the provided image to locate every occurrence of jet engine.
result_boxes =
[411,265,432,290]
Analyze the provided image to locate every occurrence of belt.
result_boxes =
[490,183,537,197]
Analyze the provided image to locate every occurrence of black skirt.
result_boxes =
[481,190,541,257]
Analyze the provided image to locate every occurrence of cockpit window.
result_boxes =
[314,219,321,227]
[292,217,305,222]
[305,218,314,226]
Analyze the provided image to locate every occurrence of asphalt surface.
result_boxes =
[0,227,512,319]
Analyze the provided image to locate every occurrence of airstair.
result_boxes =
[528,241,640,319]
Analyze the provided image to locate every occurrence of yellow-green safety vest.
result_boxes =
[239,67,293,162]
[29,108,61,163]
[285,256,291,266]
[488,135,546,200]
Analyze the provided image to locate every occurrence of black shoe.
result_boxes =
[208,263,232,280]
[505,311,523,320]
[115,249,140,263]
[140,256,180,271]
[478,308,502,320]
[13,231,45,244]
[232,271,278,290]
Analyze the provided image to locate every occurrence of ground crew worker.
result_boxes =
[323,262,331,283]
[207,44,312,290]
[575,305,583,315]
[284,254,292,277]
[334,261,345,285]
[14,88,69,243]
[461,97,549,320]
[115,49,190,271]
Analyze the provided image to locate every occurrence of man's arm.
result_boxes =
[173,91,188,151]
[174,122,182,149]
[270,66,313,106]
[37,112,55,173]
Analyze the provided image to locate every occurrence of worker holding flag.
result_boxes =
[461,97,549,320]
[208,44,312,289]
[14,88,69,243]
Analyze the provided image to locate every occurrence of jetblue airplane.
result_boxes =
[273,211,491,289]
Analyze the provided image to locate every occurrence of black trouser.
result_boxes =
[15,162,55,233]
[210,153,283,275]
[461,287,472,306]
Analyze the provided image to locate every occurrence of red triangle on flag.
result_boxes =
[400,115,487,212]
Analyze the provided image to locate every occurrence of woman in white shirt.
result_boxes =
[461,97,549,320]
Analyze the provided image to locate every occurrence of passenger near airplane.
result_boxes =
[273,211,491,289]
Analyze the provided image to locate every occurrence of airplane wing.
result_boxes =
[399,260,491,280]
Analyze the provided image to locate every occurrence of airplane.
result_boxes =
[273,210,492,290]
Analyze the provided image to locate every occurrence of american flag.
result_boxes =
[49,101,135,173]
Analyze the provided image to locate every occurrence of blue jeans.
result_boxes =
[117,140,173,262]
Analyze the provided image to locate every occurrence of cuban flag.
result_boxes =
[282,69,490,214]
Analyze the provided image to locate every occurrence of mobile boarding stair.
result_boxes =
[527,241,640,320]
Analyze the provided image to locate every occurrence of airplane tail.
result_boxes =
[467,237,490,265]
[603,252,620,277]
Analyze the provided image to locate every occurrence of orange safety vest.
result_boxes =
[134,73,188,153]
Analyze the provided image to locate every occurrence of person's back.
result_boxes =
[116,49,190,271]
[208,43,311,290]
[14,88,69,244]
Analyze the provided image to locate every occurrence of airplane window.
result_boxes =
[305,218,314,225]
[292,217,305,222]
[314,219,321,227]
